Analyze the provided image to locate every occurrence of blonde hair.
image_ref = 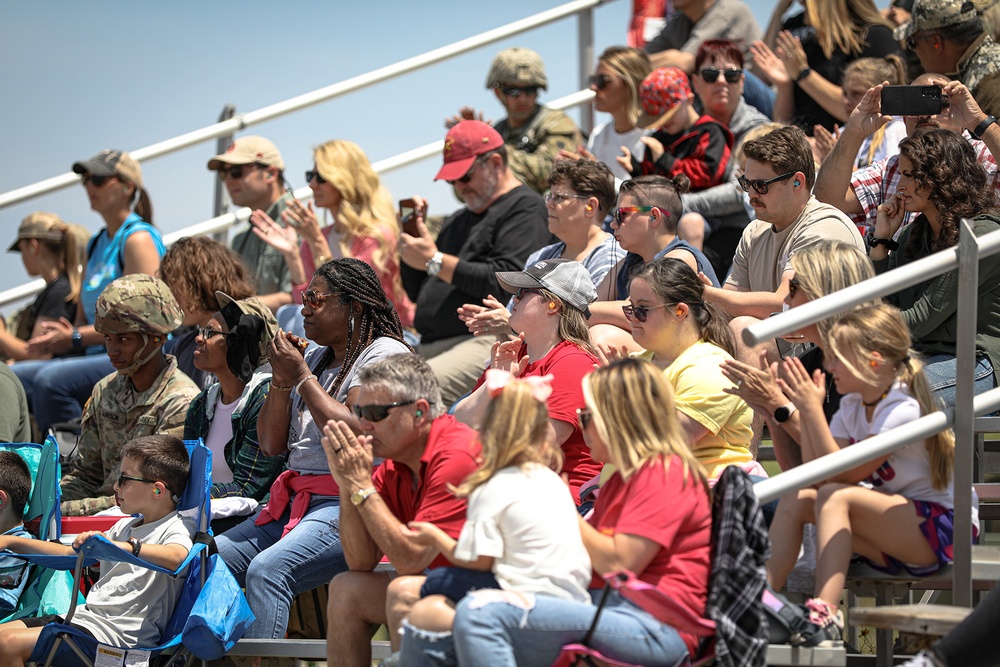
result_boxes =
[584,358,708,486]
[313,140,399,279]
[789,241,877,339]
[453,380,560,497]
[536,288,596,357]
[23,215,83,304]
[598,46,653,127]
[824,303,953,490]
[804,0,893,59]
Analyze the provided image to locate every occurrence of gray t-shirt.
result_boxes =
[287,337,411,474]
[645,0,761,57]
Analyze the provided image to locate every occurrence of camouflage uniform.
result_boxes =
[958,33,1000,119]
[60,274,199,515]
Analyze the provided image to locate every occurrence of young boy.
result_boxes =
[619,66,733,190]
[0,452,34,619]
[0,435,195,664]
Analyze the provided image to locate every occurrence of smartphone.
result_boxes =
[399,198,420,236]
[881,85,948,116]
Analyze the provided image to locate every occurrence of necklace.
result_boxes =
[863,388,890,408]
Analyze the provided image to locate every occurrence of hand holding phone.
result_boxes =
[880,85,948,117]
[399,198,426,237]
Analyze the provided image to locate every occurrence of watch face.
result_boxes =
[774,406,791,423]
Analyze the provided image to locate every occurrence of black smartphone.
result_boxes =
[399,198,419,236]
[881,85,948,116]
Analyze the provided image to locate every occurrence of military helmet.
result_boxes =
[94,274,183,335]
[486,47,548,90]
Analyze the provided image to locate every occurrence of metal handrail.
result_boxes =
[0,0,607,211]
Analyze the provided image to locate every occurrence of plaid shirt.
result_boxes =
[851,134,1000,232]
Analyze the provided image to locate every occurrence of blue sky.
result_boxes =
[0,0,782,301]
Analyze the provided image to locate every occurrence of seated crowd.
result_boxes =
[3,0,1000,662]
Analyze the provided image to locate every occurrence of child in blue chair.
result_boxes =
[0,434,195,665]
[0,452,34,618]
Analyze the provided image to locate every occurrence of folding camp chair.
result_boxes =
[0,437,80,624]
[7,440,253,667]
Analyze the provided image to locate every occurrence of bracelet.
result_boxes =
[295,375,318,392]
[127,536,142,557]
[270,381,294,392]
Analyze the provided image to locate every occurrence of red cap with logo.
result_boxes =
[637,67,693,130]
[435,120,505,182]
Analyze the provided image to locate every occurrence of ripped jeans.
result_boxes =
[400,589,689,667]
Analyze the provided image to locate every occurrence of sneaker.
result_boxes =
[898,650,946,667]
[801,597,845,646]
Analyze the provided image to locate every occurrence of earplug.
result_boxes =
[415,410,423,417]
[548,301,557,309]
[154,488,161,495]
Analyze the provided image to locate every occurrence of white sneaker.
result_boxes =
[897,650,945,667]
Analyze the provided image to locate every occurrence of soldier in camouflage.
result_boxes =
[446,47,584,194]
[60,274,200,516]
[897,0,1000,118]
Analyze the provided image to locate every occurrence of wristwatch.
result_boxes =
[866,228,899,252]
[774,403,798,423]
[972,115,998,140]
[127,536,143,556]
[71,328,83,352]
[425,251,444,277]
[795,67,812,83]
[350,487,377,507]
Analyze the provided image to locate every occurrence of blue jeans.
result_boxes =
[215,496,347,639]
[401,590,690,667]
[742,70,775,120]
[11,355,114,436]
[922,353,996,411]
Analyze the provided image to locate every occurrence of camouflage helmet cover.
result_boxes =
[486,47,549,90]
[94,274,183,335]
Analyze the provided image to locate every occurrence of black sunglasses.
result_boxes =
[589,74,614,90]
[576,407,592,430]
[622,303,670,323]
[305,169,327,184]
[82,174,116,187]
[700,67,743,84]
[218,163,268,180]
[197,326,229,341]
[117,472,157,487]
[499,85,540,98]
[737,171,796,195]
[451,155,488,185]
[514,287,542,301]
[353,399,417,422]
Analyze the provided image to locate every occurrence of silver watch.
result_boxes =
[425,251,444,277]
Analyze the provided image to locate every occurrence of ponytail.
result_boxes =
[133,187,154,226]
[902,354,954,490]
[59,226,82,304]
[698,301,736,357]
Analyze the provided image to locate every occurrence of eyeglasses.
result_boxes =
[788,277,800,300]
[612,206,669,225]
[353,399,417,422]
[622,303,670,322]
[197,326,229,341]
[82,174,116,188]
[737,171,796,195]
[302,290,340,310]
[514,287,542,301]
[544,190,590,205]
[305,169,327,184]
[576,407,592,430]
[449,156,487,185]
[117,473,156,488]
[699,67,743,84]
[218,163,268,180]
[906,32,937,50]
[589,74,614,90]
[499,85,540,98]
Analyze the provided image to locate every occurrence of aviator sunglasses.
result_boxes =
[622,303,670,322]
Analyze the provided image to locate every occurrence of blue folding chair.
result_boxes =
[9,440,253,667]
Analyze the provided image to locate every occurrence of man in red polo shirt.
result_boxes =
[322,354,480,667]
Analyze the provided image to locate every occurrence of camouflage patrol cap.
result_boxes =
[895,0,980,41]
[486,47,548,90]
[94,274,183,335]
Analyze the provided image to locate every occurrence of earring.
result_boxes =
[348,313,355,337]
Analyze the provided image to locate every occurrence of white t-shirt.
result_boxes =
[454,464,591,602]
[72,511,196,647]
[204,396,238,484]
[586,120,649,185]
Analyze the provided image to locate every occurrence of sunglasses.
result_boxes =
[788,277,800,300]
[576,407,593,430]
[589,73,614,90]
[82,174,116,188]
[218,163,268,180]
[737,171,796,195]
[197,326,229,341]
[514,287,542,301]
[906,32,937,50]
[353,399,417,422]
[450,155,488,185]
[499,85,540,98]
[622,303,670,322]
[117,472,156,487]
[544,190,590,205]
[302,290,340,310]
[305,169,327,185]
[699,67,743,84]
[612,206,669,225]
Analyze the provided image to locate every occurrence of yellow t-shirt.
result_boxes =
[639,341,753,479]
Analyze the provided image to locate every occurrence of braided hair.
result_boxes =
[313,257,411,398]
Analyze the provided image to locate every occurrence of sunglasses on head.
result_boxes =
[305,169,327,184]
[82,174,116,188]
[589,73,614,90]
[197,326,229,341]
[353,399,417,422]
[621,303,670,323]
[302,290,340,310]
[117,472,156,487]
[612,206,669,225]
[218,163,267,180]
[737,171,796,195]
[699,67,743,84]
[576,407,592,430]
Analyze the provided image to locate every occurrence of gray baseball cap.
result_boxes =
[496,258,597,318]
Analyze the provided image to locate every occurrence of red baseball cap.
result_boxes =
[434,120,505,182]
[637,67,693,130]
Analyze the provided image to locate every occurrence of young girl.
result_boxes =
[399,371,592,664]
[767,302,975,642]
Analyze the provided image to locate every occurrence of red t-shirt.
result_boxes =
[589,455,712,655]
[372,415,481,569]
[473,340,602,504]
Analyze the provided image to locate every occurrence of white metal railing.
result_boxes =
[747,221,1000,608]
